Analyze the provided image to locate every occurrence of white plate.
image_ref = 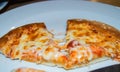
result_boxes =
[0,1,8,10]
[0,1,120,72]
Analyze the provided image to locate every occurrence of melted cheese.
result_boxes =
[0,20,119,69]
[43,47,57,60]
[12,28,53,60]
[66,19,120,63]
[69,44,93,62]
[86,45,93,60]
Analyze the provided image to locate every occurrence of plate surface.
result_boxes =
[0,1,120,72]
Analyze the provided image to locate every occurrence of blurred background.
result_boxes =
[0,0,120,14]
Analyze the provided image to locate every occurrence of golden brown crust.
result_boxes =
[67,19,120,38]
[0,23,46,48]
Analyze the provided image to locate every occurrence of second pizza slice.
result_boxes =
[65,19,120,65]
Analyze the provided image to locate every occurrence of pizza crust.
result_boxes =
[67,19,120,39]
[12,67,45,72]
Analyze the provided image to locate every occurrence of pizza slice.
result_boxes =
[12,67,45,72]
[0,23,54,62]
[0,19,120,70]
[0,23,69,69]
[65,19,120,67]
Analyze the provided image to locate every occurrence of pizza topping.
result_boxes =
[67,40,80,48]
[0,20,120,70]
[69,44,93,62]
[90,45,105,57]
[43,47,58,61]
[86,45,93,60]
[66,39,94,61]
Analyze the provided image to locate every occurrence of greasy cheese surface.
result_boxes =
[0,19,120,70]
[66,19,120,61]
[0,22,104,69]
[0,23,53,59]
